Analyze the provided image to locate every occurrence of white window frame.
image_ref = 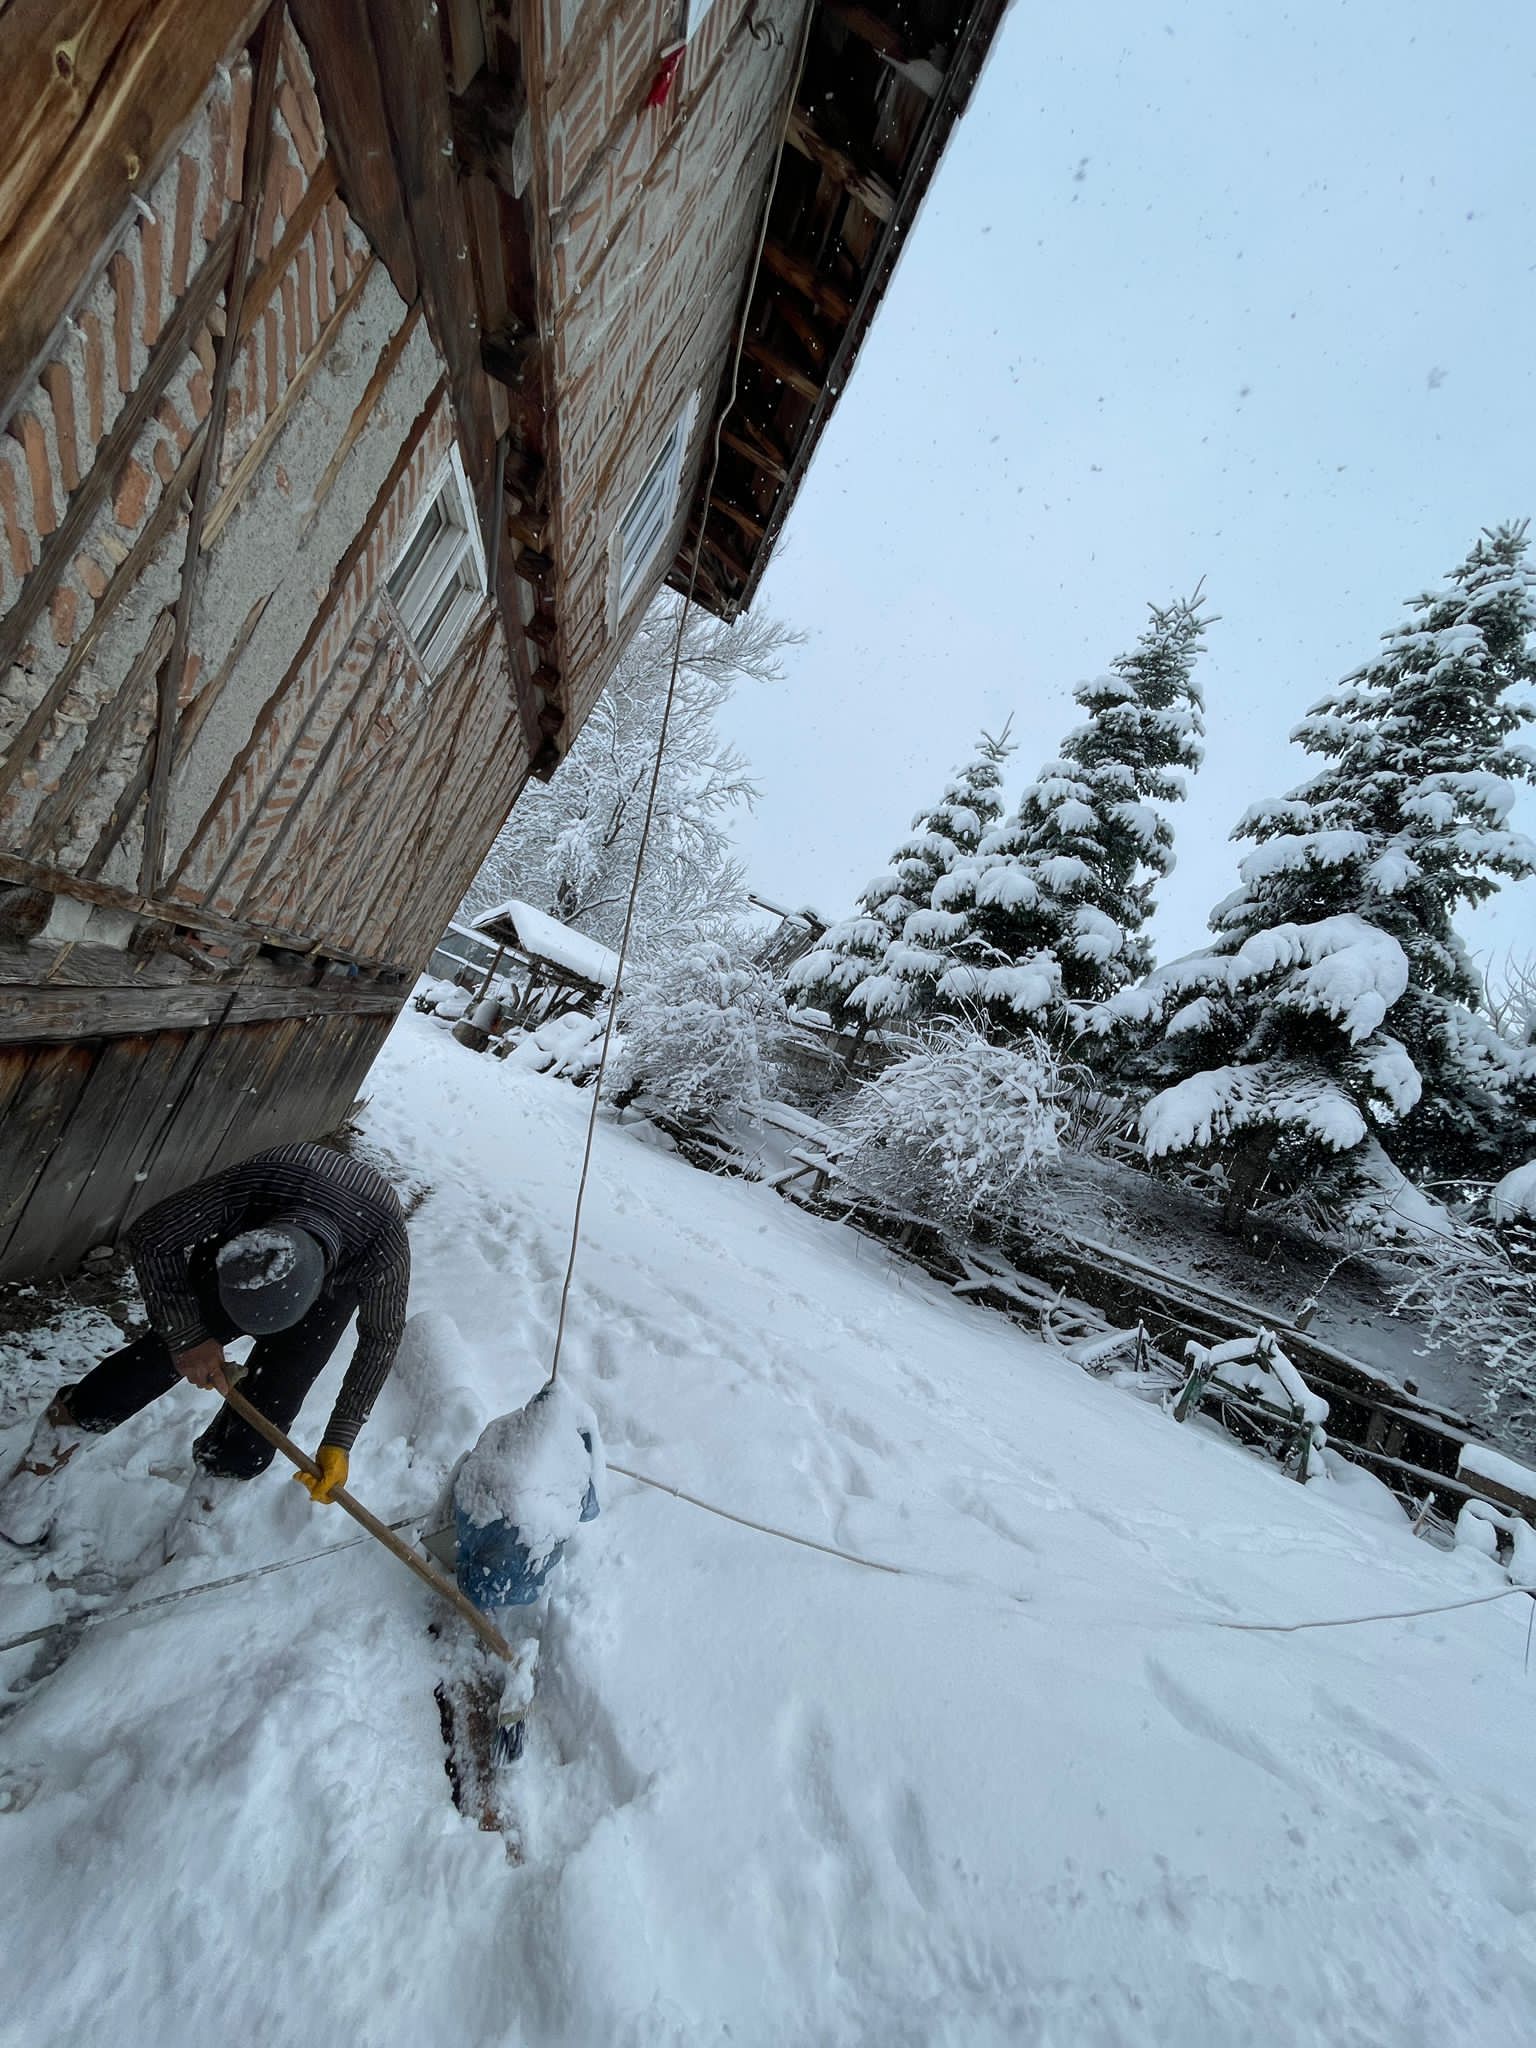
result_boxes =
[386,444,488,678]
[612,392,698,624]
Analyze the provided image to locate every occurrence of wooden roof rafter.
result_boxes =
[673,0,1010,619]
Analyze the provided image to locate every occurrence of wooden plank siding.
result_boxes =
[0,1006,394,1277]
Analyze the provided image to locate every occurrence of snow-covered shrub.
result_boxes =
[833,1022,1066,1233]
[462,598,797,953]
[1384,1213,1536,1447]
[610,941,786,1129]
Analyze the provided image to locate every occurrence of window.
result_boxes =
[387,446,487,676]
[685,0,718,36]
[614,394,698,618]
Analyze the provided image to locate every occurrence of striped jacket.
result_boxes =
[126,1143,411,1451]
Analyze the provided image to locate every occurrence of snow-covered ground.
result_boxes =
[3,1008,1535,2047]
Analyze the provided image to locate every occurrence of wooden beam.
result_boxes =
[785,109,895,222]
[697,527,753,586]
[720,423,794,483]
[744,338,822,403]
[288,0,417,305]
[481,322,538,385]
[449,72,526,192]
[0,978,402,1047]
[485,434,506,610]
[199,254,377,552]
[168,375,447,895]
[441,0,490,94]
[504,447,547,514]
[724,0,1011,612]
[493,442,548,764]
[0,208,241,684]
[365,0,499,520]
[0,886,53,944]
[235,154,340,344]
[0,0,264,427]
[0,849,392,968]
[776,297,833,366]
[299,301,423,542]
[0,421,208,813]
[506,505,550,552]
[141,8,283,898]
[708,495,768,545]
[760,237,855,323]
[827,2,911,64]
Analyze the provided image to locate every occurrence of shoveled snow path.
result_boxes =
[2,1008,1534,2046]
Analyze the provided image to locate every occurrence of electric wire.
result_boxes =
[546,2,817,1385]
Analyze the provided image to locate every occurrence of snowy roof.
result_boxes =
[472,899,620,988]
[747,892,824,931]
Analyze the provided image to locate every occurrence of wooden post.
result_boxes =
[140,8,284,896]
[474,942,506,1004]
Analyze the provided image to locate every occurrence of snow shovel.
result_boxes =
[217,1381,531,1762]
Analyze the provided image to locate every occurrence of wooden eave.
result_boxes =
[293,0,559,772]
[671,0,1011,619]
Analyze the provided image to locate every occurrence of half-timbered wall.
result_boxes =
[0,9,530,1279]
[527,0,808,738]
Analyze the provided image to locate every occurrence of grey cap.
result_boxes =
[215,1224,325,1336]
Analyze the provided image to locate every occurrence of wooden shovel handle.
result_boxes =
[220,1382,513,1664]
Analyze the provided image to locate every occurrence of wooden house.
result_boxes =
[0,0,1007,1281]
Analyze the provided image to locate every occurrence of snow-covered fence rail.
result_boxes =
[743,1107,1513,1523]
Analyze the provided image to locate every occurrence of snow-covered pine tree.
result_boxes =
[784,729,1013,1032]
[1097,525,1536,1222]
[929,595,1208,1031]
[1093,914,1422,1228]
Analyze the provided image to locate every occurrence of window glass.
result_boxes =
[386,454,486,676]
[616,397,698,615]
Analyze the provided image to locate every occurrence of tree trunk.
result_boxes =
[1220,1130,1275,1234]
[842,1015,872,1074]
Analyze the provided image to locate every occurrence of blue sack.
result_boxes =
[455,1429,600,1611]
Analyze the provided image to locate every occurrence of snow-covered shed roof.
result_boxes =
[472,900,620,990]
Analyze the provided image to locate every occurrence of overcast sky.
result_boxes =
[717,0,1536,971]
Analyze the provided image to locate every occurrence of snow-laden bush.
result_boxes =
[610,940,786,1129]
[1384,1213,1536,1449]
[834,1022,1066,1232]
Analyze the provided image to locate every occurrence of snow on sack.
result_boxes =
[454,1379,604,1566]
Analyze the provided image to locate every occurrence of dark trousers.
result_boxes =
[63,1285,357,1478]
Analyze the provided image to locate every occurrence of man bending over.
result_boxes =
[0,1143,410,1549]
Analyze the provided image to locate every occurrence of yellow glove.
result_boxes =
[294,1444,348,1504]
